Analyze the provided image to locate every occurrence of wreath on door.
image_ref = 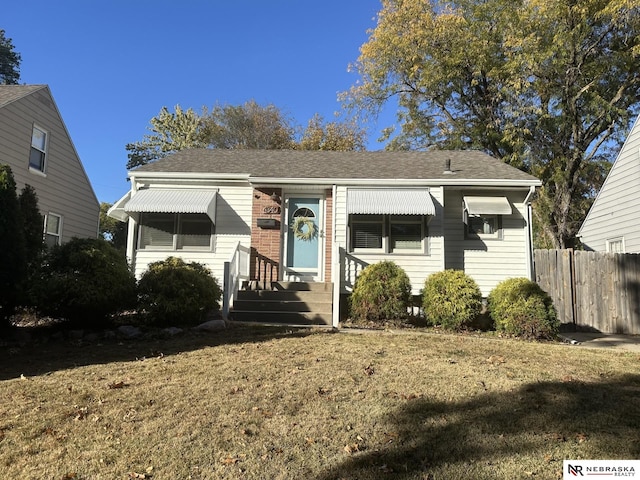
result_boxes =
[291,216,317,241]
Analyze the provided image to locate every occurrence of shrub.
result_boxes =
[34,237,137,326]
[488,277,558,340]
[349,261,412,323]
[0,165,26,325]
[422,270,482,330]
[137,256,221,327]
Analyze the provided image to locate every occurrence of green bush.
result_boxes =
[34,237,137,326]
[422,270,482,330]
[0,165,26,325]
[349,261,412,323]
[488,277,558,340]
[137,256,221,327]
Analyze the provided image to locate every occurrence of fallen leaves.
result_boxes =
[364,364,375,376]
[343,443,360,454]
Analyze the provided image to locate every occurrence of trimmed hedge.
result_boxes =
[488,277,558,340]
[137,256,221,327]
[422,270,482,330]
[349,261,412,323]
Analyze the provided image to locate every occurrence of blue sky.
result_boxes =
[4,1,389,203]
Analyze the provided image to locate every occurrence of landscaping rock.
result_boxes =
[117,325,142,339]
[162,327,184,336]
[195,319,226,332]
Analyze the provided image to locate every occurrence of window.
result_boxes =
[44,213,62,247]
[139,213,213,250]
[465,213,503,239]
[606,237,625,253]
[29,125,48,172]
[350,215,426,253]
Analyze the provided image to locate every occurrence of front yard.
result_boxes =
[1,325,638,479]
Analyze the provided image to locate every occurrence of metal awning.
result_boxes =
[107,191,131,222]
[347,189,436,215]
[463,196,512,215]
[124,189,218,222]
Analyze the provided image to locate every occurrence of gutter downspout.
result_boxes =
[524,186,536,281]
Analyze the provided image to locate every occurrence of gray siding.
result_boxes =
[578,115,640,252]
[0,86,99,241]
[443,189,531,296]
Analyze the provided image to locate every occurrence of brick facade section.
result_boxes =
[250,187,282,281]
[324,189,333,282]
[250,187,333,283]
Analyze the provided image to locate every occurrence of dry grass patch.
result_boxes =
[1,325,639,479]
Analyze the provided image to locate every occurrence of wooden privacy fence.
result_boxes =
[534,249,640,334]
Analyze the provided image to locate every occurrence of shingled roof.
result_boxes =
[0,85,47,108]
[131,148,540,183]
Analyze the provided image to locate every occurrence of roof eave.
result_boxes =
[250,176,542,187]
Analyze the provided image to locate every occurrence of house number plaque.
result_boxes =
[263,206,281,214]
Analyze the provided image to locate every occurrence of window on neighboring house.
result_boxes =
[606,237,625,253]
[29,125,48,172]
[349,214,426,254]
[138,213,213,250]
[44,213,62,247]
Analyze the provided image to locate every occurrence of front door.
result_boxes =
[284,196,324,281]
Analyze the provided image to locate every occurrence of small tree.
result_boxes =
[99,202,127,250]
[0,165,26,324]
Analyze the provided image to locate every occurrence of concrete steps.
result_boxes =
[231,282,333,325]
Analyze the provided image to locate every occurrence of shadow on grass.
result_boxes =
[317,374,640,479]
[0,323,322,381]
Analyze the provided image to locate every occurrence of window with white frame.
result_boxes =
[44,213,62,247]
[350,214,426,253]
[138,213,213,250]
[29,125,48,172]
[606,237,625,253]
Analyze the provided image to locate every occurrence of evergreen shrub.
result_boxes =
[34,237,137,326]
[488,277,558,340]
[422,270,482,330]
[349,260,412,323]
[137,256,221,327]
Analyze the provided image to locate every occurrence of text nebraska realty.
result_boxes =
[569,465,636,476]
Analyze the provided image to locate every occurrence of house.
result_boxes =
[0,85,99,245]
[578,115,640,253]
[109,149,541,327]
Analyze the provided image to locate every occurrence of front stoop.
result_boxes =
[231,282,333,325]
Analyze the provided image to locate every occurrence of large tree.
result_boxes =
[204,100,296,150]
[126,105,209,169]
[297,114,367,151]
[0,29,21,85]
[346,0,640,248]
[127,101,367,168]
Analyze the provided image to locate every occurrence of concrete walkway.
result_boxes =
[559,332,640,352]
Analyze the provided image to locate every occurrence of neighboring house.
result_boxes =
[578,115,640,253]
[0,85,99,246]
[109,149,541,326]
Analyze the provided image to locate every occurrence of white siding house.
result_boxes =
[578,115,640,252]
[110,149,541,326]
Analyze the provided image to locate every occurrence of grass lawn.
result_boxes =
[1,324,639,479]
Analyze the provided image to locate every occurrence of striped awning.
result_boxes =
[124,189,218,222]
[107,191,131,222]
[347,189,436,215]
[463,196,512,215]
